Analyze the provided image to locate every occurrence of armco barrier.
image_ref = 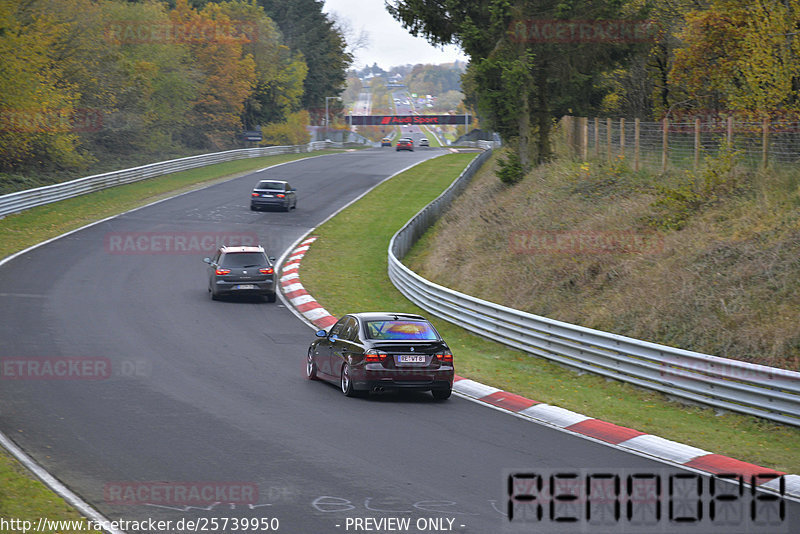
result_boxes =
[0,141,343,217]
[387,149,800,427]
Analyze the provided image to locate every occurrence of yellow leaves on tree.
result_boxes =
[0,0,82,169]
[671,0,800,116]
[261,110,311,146]
[170,0,255,148]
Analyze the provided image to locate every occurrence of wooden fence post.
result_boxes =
[563,115,573,153]
[607,117,612,164]
[581,117,588,161]
[727,116,733,148]
[594,118,600,157]
[634,118,640,172]
[661,117,669,172]
[619,118,625,159]
[694,118,700,171]
[762,117,769,169]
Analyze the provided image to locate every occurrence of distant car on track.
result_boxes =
[381,137,392,147]
[251,180,296,212]
[204,245,276,302]
[419,138,429,147]
[306,312,454,399]
[396,138,414,151]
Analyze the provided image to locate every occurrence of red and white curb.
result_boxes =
[453,378,797,497]
[281,237,799,500]
[280,236,337,330]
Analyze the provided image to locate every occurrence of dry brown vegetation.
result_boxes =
[405,150,800,370]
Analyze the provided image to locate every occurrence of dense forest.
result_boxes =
[388,0,800,173]
[0,0,351,182]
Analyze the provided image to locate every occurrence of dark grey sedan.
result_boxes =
[250,180,297,211]
[204,246,276,302]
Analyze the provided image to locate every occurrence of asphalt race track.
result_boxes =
[1,148,797,534]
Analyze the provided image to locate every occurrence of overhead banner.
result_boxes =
[347,115,472,126]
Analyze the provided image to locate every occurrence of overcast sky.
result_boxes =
[322,0,468,69]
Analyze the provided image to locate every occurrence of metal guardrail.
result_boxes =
[0,141,342,217]
[451,140,501,150]
[388,149,800,426]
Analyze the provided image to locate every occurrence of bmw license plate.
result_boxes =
[398,354,426,364]
[234,284,256,290]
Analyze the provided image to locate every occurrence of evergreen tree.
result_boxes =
[257,0,352,118]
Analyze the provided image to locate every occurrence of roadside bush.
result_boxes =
[496,149,524,184]
[650,144,747,230]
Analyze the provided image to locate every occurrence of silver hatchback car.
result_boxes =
[204,246,277,302]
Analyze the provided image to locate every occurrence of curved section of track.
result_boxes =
[1,148,796,533]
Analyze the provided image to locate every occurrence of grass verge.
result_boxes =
[299,153,800,474]
[0,450,102,533]
[0,148,342,526]
[0,151,340,260]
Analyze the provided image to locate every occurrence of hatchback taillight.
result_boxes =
[364,349,388,363]
[276,193,285,198]
[259,267,274,274]
[215,268,231,275]
[251,192,259,197]
[436,353,453,363]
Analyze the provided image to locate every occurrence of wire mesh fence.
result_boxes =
[561,116,800,172]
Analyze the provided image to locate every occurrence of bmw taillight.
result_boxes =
[436,353,453,363]
[364,349,388,363]
[215,268,231,275]
[259,267,274,274]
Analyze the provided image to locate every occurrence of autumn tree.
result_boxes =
[260,109,311,145]
[670,0,800,117]
[0,0,85,170]
[217,0,307,128]
[98,0,199,153]
[170,0,256,148]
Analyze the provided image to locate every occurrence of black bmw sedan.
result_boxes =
[306,312,454,400]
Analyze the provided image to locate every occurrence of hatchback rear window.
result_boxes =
[220,252,268,267]
[255,181,284,190]
[366,320,438,340]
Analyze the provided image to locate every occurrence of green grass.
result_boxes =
[0,148,343,525]
[0,151,340,260]
[299,153,800,475]
[0,451,103,533]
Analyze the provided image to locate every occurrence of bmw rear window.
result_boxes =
[255,181,284,190]
[366,320,438,340]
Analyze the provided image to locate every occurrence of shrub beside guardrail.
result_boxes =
[0,141,341,218]
[387,148,800,427]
